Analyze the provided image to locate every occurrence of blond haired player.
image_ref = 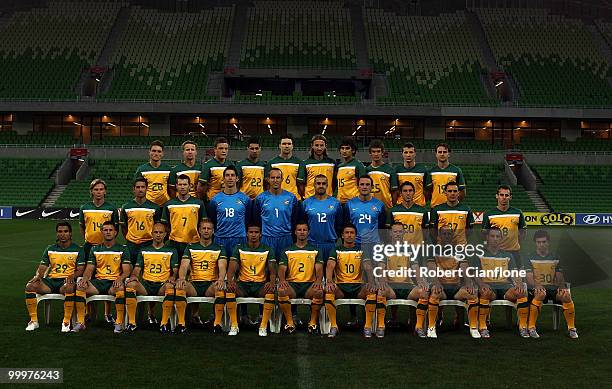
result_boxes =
[298,134,335,199]
[169,140,201,198]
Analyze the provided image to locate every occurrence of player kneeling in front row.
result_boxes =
[125,222,178,333]
[175,220,228,334]
[525,230,578,339]
[427,226,479,338]
[473,228,529,338]
[25,222,85,332]
[325,224,378,338]
[76,222,131,333]
[375,223,430,338]
[277,222,324,335]
[227,224,277,336]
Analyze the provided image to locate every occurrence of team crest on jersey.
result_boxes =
[163,256,169,261]
[146,213,154,221]
[372,206,378,211]
[103,214,110,220]
[328,205,335,210]
[458,215,464,220]
[67,255,74,261]
[236,200,243,205]
[191,208,197,214]
[113,255,120,262]
[284,200,290,205]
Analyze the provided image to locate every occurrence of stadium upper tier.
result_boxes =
[0,159,59,206]
[532,165,612,213]
[0,1,125,100]
[477,8,612,107]
[240,1,355,69]
[100,6,233,101]
[363,10,495,105]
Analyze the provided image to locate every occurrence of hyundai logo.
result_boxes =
[582,214,600,225]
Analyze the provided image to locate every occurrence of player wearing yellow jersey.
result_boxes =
[482,185,527,267]
[325,224,377,338]
[200,137,233,202]
[278,223,324,335]
[374,222,430,338]
[334,137,366,204]
[426,143,466,208]
[525,230,578,339]
[430,182,474,246]
[175,220,228,335]
[265,135,302,199]
[76,222,131,333]
[25,222,85,332]
[236,137,266,199]
[168,140,202,199]
[134,140,172,206]
[366,139,398,209]
[227,224,277,337]
[387,181,429,246]
[125,222,178,333]
[473,228,529,339]
[427,226,479,339]
[395,142,429,207]
[298,134,336,199]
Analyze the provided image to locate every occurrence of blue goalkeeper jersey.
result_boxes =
[208,191,252,238]
[254,190,299,237]
[344,196,386,244]
[302,195,342,244]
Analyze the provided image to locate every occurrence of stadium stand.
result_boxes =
[234,90,359,104]
[0,131,75,146]
[0,159,60,206]
[100,6,233,101]
[477,8,612,107]
[531,164,612,212]
[363,9,495,105]
[240,1,356,69]
[0,1,125,100]
[518,137,612,152]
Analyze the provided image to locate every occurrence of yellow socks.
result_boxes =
[427,296,439,328]
[226,292,238,328]
[309,297,323,327]
[563,302,576,329]
[376,295,387,329]
[325,293,337,329]
[214,291,225,327]
[75,290,86,324]
[104,301,111,316]
[279,295,294,327]
[517,297,529,329]
[415,298,428,330]
[364,293,376,329]
[63,292,75,325]
[161,288,174,326]
[260,293,275,330]
[478,298,490,330]
[174,289,187,326]
[528,299,543,329]
[125,288,137,325]
[25,292,38,322]
[114,290,125,326]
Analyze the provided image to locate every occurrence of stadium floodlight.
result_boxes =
[233,123,238,128]
[356,125,362,130]
[351,130,357,136]
[73,122,82,126]
[495,81,504,87]
[141,123,149,128]
[95,78,100,82]
[199,123,205,128]
[107,122,116,127]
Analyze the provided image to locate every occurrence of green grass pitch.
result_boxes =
[1,220,611,388]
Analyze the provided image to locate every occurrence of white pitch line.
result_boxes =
[297,335,312,389]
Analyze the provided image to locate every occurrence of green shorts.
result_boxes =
[127,241,152,266]
[42,277,65,294]
[237,281,264,298]
[390,283,414,300]
[142,280,164,296]
[192,281,213,297]
[442,285,461,300]
[491,284,514,300]
[338,283,363,299]
[168,240,189,259]
[529,287,558,303]
[90,279,114,295]
[290,282,312,299]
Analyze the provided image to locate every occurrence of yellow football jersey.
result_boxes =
[530,260,559,286]
[386,255,414,284]
[271,162,300,198]
[82,209,115,245]
[336,166,359,203]
[163,199,204,244]
[333,249,363,284]
[141,171,171,206]
[390,210,426,245]
[302,161,335,198]
[206,166,226,200]
[239,166,265,199]
[396,172,426,207]
[186,248,224,282]
[430,255,463,285]
[91,251,125,281]
[283,248,321,283]
[123,207,156,244]
[46,250,81,278]
[236,248,270,283]
[485,213,524,251]
[429,172,458,208]
[479,255,511,284]
[435,210,470,245]
[174,169,201,198]
[140,250,175,283]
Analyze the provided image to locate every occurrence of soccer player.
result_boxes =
[374,222,429,338]
[161,175,207,259]
[24,222,85,332]
[473,228,529,338]
[208,166,252,257]
[253,168,300,260]
[134,140,172,206]
[525,230,578,339]
[168,140,201,198]
[302,174,343,262]
[366,139,397,209]
[265,134,301,199]
[395,142,428,207]
[298,134,335,199]
[277,223,324,334]
[387,181,429,246]
[325,224,377,338]
[227,224,277,337]
[430,181,474,246]
[236,137,266,199]
[120,178,161,265]
[482,185,527,267]
[75,222,131,333]
[426,226,479,338]
[426,143,466,208]
[335,137,366,204]
[175,220,228,334]
[200,137,232,202]
[79,178,119,324]
[343,175,386,250]
[124,222,178,333]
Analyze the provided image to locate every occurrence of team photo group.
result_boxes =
[23,135,578,340]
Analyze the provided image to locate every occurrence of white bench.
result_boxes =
[233,297,280,333]
[36,293,73,326]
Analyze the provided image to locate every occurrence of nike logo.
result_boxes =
[69,210,80,218]
[41,209,61,218]
[15,209,36,217]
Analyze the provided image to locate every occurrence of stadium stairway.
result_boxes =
[348,3,370,69]
[525,189,551,212]
[226,2,248,67]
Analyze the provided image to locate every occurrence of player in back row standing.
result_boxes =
[335,137,366,204]
[236,137,266,200]
[298,134,335,199]
[427,143,466,209]
[265,135,301,199]
[168,140,201,198]
[366,139,398,209]
[395,142,428,207]
[200,137,232,203]
[134,140,171,207]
